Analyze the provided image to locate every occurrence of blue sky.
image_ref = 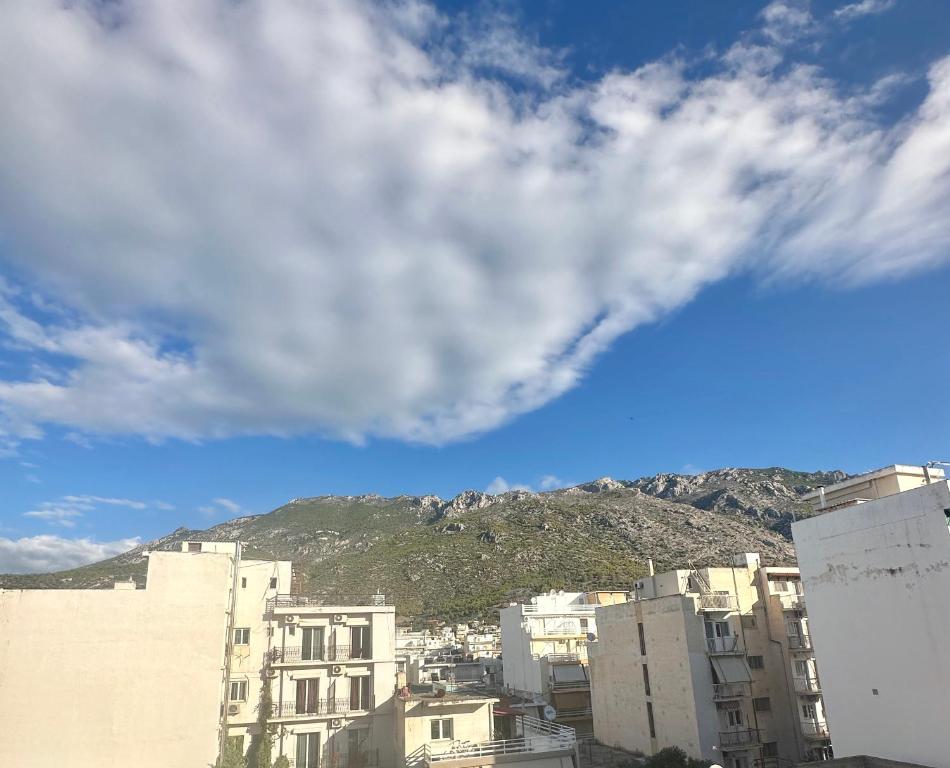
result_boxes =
[1,0,949,572]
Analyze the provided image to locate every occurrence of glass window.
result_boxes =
[753,697,771,711]
[297,733,320,768]
[270,577,278,589]
[234,628,250,645]
[229,680,247,701]
[747,655,764,669]
[430,719,454,740]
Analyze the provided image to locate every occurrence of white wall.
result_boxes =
[793,481,950,768]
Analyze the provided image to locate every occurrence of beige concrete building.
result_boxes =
[588,554,832,768]
[794,465,949,768]
[395,689,576,768]
[0,540,396,768]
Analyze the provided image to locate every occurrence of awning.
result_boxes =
[552,664,588,682]
[711,656,752,683]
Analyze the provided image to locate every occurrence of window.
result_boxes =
[753,697,771,712]
[241,577,247,588]
[270,577,278,589]
[638,623,647,656]
[187,542,201,553]
[727,709,744,727]
[646,702,656,738]
[430,718,454,740]
[762,743,778,758]
[747,655,764,669]
[642,664,651,696]
[296,678,320,714]
[302,627,324,661]
[234,627,250,645]
[297,733,320,768]
[229,680,248,701]
[349,727,371,760]
[802,703,817,720]
[350,675,371,711]
[228,735,245,753]
[741,615,756,629]
[351,626,372,659]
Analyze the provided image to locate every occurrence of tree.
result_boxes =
[246,677,275,768]
[643,747,710,768]
[216,737,248,768]
[273,756,291,768]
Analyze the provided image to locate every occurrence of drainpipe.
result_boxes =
[218,542,243,761]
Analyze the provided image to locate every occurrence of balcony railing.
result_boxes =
[422,716,575,765]
[719,729,760,749]
[801,720,830,739]
[706,636,742,654]
[521,604,596,615]
[788,634,813,651]
[550,679,590,691]
[698,594,738,612]
[532,625,590,637]
[271,697,373,719]
[545,653,582,664]
[554,707,593,719]
[267,594,392,611]
[793,677,821,694]
[713,682,750,700]
[270,645,365,663]
[778,594,805,612]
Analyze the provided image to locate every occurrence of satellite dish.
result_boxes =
[543,705,557,721]
[587,632,596,642]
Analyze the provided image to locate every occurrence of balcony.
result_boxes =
[521,604,596,615]
[270,645,365,664]
[706,636,743,654]
[267,594,392,611]
[787,634,813,651]
[270,697,374,720]
[719,729,760,750]
[421,716,575,766]
[545,653,582,664]
[801,720,830,739]
[698,594,738,612]
[713,683,750,701]
[554,706,593,720]
[778,594,805,612]
[793,676,821,694]
[550,679,590,691]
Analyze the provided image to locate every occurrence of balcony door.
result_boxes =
[302,627,324,661]
[350,675,371,711]
[296,732,320,768]
[351,626,372,659]
[296,678,320,715]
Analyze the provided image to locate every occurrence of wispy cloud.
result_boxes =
[834,0,896,22]
[198,497,245,518]
[538,475,565,491]
[485,476,532,494]
[0,1,946,449]
[22,494,169,528]
[0,534,140,574]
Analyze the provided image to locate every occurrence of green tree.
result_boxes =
[643,746,710,768]
[273,756,291,768]
[246,677,275,768]
[216,737,248,768]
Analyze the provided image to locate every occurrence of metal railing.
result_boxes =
[801,720,830,738]
[787,634,813,650]
[422,716,575,765]
[532,624,590,637]
[713,683,750,700]
[267,594,392,610]
[271,697,374,719]
[793,677,821,693]
[270,645,364,663]
[778,594,806,611]
[521,604,596,615]
[550,679,590,690]
[554,706,593,719]
[698,594,738,612]
[719,729,760,749]
[544,653,582,664]
[706,636,742,654]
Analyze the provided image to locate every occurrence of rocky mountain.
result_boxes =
[0,467,843,620]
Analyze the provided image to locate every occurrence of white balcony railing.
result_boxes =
[698,594,738,612]
[422,717,575,765]
[793,677,821,694]
[801,720,830,739]
[713,682,750,700]
[706,636,742,654]
[778,593,806,611]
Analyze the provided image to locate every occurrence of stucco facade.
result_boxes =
[793,475,950,768]
[589,554,831,768]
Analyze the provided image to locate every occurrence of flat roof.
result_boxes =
[801,465,944,500]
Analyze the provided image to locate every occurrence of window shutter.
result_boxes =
[296,679,307,714]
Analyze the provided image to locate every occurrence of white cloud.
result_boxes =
[834,0,896,22]
[198,497,244,517]
[0,534,140,574]
[22,494,167,527]
[485,476,531,494]
[0,1,947,447]
[538,475,564,491]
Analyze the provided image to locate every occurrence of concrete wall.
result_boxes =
[793,481,950,768]
[0,549,234,768]
[396,696,495,765]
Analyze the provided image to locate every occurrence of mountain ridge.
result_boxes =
[0,466,845,619]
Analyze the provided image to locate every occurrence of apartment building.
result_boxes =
[0,540,397,768]
[463,631,499,659]
[500,591,626,737]
[793,465,949,768]
[588,554,832,768]
[396,689,577,768]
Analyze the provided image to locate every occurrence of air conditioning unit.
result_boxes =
[227,704,240,716]
[285,615,298,624]
[333,614,346,623]
[331,665,344,676]
[331,718,343,728]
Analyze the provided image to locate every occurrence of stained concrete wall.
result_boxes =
[793,481,950,768]
[0,550,234,768]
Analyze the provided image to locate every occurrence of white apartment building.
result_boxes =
[500,591,626,737]
[0,541,396,768]
[793,465,949,768]
[463,631,499,659]
[588,554,832,768]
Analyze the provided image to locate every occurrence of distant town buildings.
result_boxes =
[588,553,832,767]
[794,464,949,768]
